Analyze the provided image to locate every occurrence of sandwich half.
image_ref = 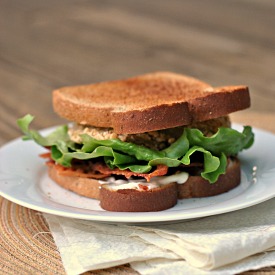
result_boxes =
[17,72,254,212]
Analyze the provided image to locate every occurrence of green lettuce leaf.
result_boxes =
[17,114,254,183]
[181,147,227,183]
[17,114,71,146]
[81,134,165,161]
[185,126,254,156]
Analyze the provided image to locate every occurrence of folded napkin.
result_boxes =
[44,198,275,275]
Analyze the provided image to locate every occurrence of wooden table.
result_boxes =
[1,0,275,274]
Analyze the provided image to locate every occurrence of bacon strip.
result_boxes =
[41,152,168,181]
[93,163,168,182]
[40,152,52,159]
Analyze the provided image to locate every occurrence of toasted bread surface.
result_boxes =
[100,183,178,212]
[53,72,250,134]
[48,165,100,199]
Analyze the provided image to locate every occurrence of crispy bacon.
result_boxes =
[40,151,168,181]
[40,152,52,159]
[138,184,149,191]
[93,163,168,182]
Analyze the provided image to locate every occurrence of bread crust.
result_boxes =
[47,158,241,212]
[48,165,100,199]
[177,158,241,198]
[112,102,191,134]
[100,183,178,212]
[52,72,250,134]
[189,86,250,122]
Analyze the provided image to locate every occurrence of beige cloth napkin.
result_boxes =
[44,198,275,275]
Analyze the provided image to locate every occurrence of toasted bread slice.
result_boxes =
[100,182,178,212]
[48,164,100,199]
[53,72,250,134]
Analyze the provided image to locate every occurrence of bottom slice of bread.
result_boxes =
[178,158,241,199]
[47,158,241,212]
[100,183,178,212]
[48,165,101,199]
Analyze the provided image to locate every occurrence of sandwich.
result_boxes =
[17,72,254,212]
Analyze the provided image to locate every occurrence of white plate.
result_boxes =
[0,124,275,224]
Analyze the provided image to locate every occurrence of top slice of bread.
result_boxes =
[53,72,250,134]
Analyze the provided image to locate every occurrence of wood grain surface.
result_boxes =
[0,0,275,274]
[1,0,275,146]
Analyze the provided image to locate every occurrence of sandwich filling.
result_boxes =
[68,116,231,150]
[99,172,189,191]
[17,114,254,185]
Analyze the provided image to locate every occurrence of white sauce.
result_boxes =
[99,172,189,191]
[157,172,189,184]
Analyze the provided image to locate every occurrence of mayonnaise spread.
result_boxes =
[99,172,189,191]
